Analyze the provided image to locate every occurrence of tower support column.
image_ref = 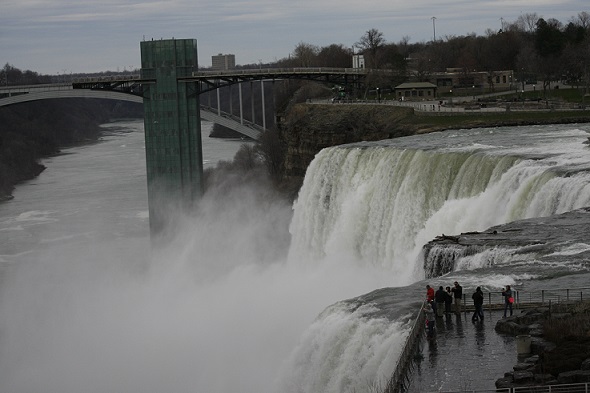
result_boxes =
[140,38,203,237]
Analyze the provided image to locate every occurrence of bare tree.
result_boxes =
[356,28,386,68]
[255,130,286,183]
[397,36,411,59]
[516,13,541,33]
[574,11,590,29]
[317,44,352,68]
[292,42,319,67]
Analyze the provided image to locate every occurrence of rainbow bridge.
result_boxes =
[0,38,369,235]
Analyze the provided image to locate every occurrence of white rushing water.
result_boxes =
[1,121,590,393]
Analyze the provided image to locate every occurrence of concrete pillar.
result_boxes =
[261,80,266,131]
[239,83,244,125]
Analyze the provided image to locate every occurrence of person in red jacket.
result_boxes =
[426,284,436,315]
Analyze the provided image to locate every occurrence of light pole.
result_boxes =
[431,16,437,42]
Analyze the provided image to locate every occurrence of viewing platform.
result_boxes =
[386,287,590,393]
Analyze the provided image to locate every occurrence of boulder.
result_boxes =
[533,373,554,384]
[557,370,590,384]
[512,370,534,384]
[495,319,530,335]
[530,337,556,354]
[514,363,535,371]
[495,377,514,388]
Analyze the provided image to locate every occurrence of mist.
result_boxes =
[0,168,397,393]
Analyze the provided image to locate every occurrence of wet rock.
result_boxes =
[556,370,590,384]
[513,370,534,384]
[495,319,530,335]
[495,377,514,388]
[581,358,590,370]
[518,313,546,325]
[540,338,590,376]
[523,355,539,364]
[529,328,544,337]
[534,373,554,384]
[514,363,535,371]
[551,312,573,320]
[530,337,556,354]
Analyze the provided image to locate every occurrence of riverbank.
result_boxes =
[0,98,142,200]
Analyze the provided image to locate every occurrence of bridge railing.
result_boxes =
[191,67,368,77]
[0,83,73,93]
[71,74,143,84]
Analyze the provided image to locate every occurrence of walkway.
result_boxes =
[406,309,519,392]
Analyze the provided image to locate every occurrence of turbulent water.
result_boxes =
[1,121,590,393]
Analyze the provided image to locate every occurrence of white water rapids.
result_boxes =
[1,123,590,393]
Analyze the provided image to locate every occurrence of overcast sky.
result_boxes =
[1,0,588,75]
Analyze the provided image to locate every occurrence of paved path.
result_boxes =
[406,309,520,392]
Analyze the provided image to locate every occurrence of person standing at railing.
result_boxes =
[426,284,438,316]
[423,302,435,338]
[452,281,463,314]
[502,285,514,318]
[472,287,484,322]
[435,286,447,317]
[444,286,453,314]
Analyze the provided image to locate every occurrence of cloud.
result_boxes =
[1,0,588,73]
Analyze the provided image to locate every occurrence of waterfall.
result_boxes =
[289,136,590,282]
[281,127,590,392]
[293,147,562,278]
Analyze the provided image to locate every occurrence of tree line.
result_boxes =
[237,12,590,94]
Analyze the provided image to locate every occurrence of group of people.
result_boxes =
[425,282,463,316]
[424,283,516,336]
[423,282,463,336]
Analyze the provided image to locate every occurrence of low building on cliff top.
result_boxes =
[395,82,437,101]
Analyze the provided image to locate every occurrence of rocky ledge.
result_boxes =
[494,304,590,389]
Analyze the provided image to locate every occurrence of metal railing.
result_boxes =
[474,287,590,311]
[384,301,427,393]
[429,382,590,392]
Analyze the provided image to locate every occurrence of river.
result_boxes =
[1,120,590,393]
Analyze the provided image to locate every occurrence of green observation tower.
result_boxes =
[140,39,203,237]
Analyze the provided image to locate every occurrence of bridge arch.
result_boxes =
[0,88,262,140]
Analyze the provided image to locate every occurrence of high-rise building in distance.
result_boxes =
[211,53,236,70]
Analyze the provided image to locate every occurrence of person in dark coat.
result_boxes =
[472,286,484,322]
[435,286,446,317]
[452,281,463,314]
[444,286,453,313]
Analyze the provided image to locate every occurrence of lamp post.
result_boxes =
[431,16,437,42]
[472,85,475,101]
